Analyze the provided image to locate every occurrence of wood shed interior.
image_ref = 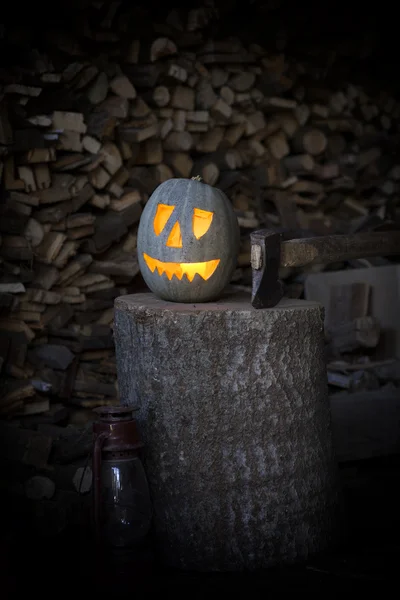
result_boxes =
[0,0,399,594]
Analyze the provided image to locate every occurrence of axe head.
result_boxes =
[250,229,283,309]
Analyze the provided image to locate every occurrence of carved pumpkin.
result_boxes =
[137,177,240,303]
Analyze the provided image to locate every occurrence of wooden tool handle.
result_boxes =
[280,230,400,268]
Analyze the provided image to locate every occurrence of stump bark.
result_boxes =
[114,290,341,571]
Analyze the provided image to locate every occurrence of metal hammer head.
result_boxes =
[250,229,283,309]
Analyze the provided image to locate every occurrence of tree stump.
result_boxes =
[114,290,342,571]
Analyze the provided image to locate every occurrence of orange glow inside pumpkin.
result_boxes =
[166,221,182,248]
[146,202,219,282]
[153,204,175,236]
[143,254,220,282]
[192,208,213,239]
[153,203,214,241]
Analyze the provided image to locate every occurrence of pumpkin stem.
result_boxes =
[191,175,203,182]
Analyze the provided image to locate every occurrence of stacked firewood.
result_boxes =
[1,3,400,419]
[0,416,93,536]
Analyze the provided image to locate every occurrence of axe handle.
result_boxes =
[280,230,400,268]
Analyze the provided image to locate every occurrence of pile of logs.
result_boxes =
[1,2,400,420]
[0,416,93,536]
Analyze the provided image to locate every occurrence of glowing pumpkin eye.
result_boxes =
[192,208,213,239]
[154,203,175,235]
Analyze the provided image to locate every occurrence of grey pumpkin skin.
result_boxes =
[137,178,240,303]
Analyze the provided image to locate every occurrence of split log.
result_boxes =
[291,128,327,155]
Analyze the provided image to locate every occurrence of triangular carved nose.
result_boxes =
[166,221,182,248]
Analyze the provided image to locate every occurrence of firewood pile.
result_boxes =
[0,415,93,536]
[1,2,400,422]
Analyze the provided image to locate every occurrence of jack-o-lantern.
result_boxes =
[137,177,240,303]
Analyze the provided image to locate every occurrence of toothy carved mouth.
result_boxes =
[143,253,220,282]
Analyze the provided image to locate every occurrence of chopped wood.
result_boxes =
[35,232,66,264]
[196,79,217,109]
[266,130,290,160]
[210,98,232,121]
[0,11,399,433]
[24,218,45,248]
[88,166,111,189]
[37,174,76,204]
[82,135,101,154]
[18,166,37,193]
[0,283,26,294]
[152,86,170,107]
[170,86,195,111]
[172,109,186,132]
[229,72,256,93]
[110,190,142,211]
[165,64,188,84]
[109,74,137,99]
[34,165,51,190]
[99,142,123,175]
[163,131,193,152]
[328,316,381,354]
[150,37,177,62]
[191,157,219,185]
[87,72,109,105]
[283,154,315,174]
[57,130,83,152]
[292,128,327,155]
[164,151,193,177]
[52,111,87,133]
